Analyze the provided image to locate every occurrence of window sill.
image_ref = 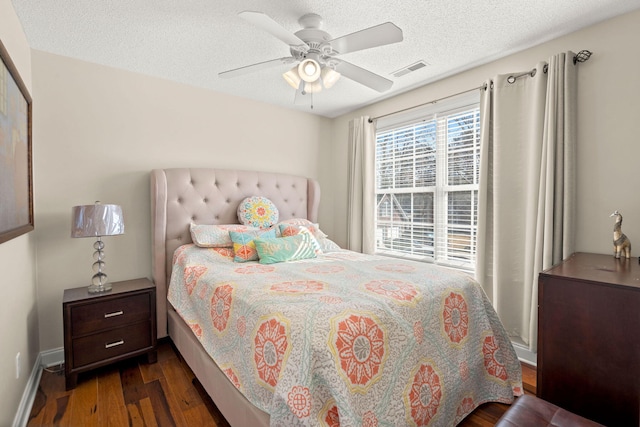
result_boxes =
[374,250,475,275]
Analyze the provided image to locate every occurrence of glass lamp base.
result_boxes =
[88,282,112,293]
[89,269,110,293]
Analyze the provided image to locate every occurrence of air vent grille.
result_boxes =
[392,61,428,78]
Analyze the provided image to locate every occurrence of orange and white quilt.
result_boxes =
[167,244,523,426]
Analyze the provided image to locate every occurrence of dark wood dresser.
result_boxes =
[537,252,640,426]
[63,278,157,390]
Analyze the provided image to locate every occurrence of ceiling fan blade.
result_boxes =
[329,22,403,55]
[334,60,393,92]
[239,11,308,50]
[219,57,295,79]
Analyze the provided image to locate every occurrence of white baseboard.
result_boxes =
[12,348,64,427]
[40,347,64,368]
[12,354,43,427]
[512,342,537,366]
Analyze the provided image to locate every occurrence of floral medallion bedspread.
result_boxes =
[167,245,523,426]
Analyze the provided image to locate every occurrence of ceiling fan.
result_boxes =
[219,11,403,95]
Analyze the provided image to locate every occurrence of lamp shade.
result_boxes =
[304,80,323,94]
[321,67,341,89]
[71,203,125,238]
[282,66,301,89]
[298,58,321,82]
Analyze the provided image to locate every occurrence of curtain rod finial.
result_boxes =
[574,50,592,64]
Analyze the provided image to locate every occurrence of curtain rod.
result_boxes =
[368,49,593,124]
[368,85,483,123]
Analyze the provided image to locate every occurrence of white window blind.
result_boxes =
[374,97,480,270]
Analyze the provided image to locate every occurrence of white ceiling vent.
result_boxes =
[392,61,428,78]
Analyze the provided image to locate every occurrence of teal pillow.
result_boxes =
[229,228,276,262]
[254,234,318,264]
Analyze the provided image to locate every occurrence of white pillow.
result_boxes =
[190,223,258,248]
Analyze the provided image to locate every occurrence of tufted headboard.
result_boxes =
[150,168,320,337]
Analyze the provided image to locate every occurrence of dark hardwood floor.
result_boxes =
[27,339,536,426]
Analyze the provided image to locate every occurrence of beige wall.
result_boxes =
[327,10,640,256]
[0,0,39,424]
[31,50,330,350]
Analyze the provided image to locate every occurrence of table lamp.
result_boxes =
[71,201,125,293]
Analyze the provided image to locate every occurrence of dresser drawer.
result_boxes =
[72,321,152,367]
[71,293,151,336]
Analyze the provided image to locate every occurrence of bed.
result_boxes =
[150,168,522,427]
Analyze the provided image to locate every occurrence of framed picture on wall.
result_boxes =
[0,38,33,244]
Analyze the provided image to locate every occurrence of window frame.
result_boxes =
[373,92,481,271]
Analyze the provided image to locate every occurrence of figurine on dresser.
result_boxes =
[610,210,631,259]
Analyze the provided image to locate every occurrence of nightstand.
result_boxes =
[63,277,157,390]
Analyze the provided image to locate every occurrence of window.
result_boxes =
[374,95,480,270]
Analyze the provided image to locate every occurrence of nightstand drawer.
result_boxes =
[71,293,151,336]
[72,321,152,367]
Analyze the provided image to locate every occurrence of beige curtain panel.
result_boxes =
[476,51,577,353]
[347,116,376,254]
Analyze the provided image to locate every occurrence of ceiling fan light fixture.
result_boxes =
[304,80,323,93]
[282,66,301,89]
[321,67,341,89]
[298,58,321,82]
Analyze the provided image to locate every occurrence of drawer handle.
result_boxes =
[105,340,125,349]
[104,310,124,318]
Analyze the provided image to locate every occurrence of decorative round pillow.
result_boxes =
[237,196,279,228]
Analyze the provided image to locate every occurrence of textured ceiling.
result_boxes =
[11,0,640,118]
